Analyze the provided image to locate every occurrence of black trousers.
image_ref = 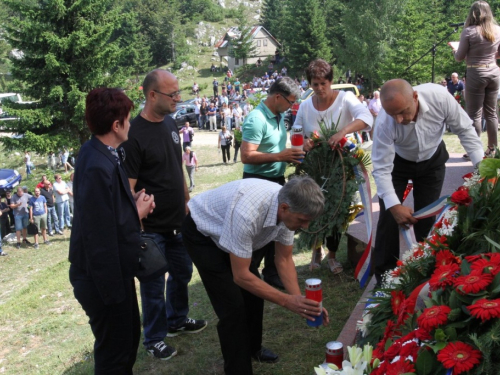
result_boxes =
[242,172,285,278]
[69,265,140,375]
[221,144,231,163]
[182,213,260,375]
[373,141,448,283]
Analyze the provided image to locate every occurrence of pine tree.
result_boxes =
[285,0,332,70]
[229,5,258,66]
[2,0,136,152]
[261,0,286,42]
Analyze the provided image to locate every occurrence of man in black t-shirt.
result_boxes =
[122,69,207,361]
[40,181,61,236]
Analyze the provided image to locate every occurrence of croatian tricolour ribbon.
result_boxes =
[353,164,373,288]
[400,195,451,249]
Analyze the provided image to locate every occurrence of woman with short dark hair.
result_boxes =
[69,88,155,375]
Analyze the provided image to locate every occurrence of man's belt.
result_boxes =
[467,64,497,68]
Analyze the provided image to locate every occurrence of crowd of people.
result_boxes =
[0,172,74,256]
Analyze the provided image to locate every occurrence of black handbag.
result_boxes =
[135,232,169,282]
[27,222,39,235]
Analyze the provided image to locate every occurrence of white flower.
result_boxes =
[339,359,367,375]
[347,346,363,367]
[356,312,372,337]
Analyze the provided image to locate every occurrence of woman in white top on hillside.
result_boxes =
[295,58,372,274]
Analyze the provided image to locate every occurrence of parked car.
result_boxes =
[170,104,198,129]
[0,169,22,194]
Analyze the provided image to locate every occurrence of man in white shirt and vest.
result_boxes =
[372,79,483,285]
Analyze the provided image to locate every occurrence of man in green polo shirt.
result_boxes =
[241,77,303,290]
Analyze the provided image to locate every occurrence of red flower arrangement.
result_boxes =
[471,258,500,276]
[417,305,451,331]
[450,189,472,206]
[468,298,500,322]
[437,341,482,375]
[429,263,460,291]
[454,270,493,294]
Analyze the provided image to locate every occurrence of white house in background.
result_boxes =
[215,26,281,71]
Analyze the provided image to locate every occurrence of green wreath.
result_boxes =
[294,121,371,249]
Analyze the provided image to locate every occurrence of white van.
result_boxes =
[0,93,23,104]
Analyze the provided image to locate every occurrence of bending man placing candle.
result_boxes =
[181,176,329,375]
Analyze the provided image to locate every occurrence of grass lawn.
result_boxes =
[0,131,491,374]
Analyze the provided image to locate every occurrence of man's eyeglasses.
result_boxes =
[153,90,182,99]
[278,93,295,106]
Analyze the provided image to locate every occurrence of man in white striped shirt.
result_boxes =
[181,176,328,375]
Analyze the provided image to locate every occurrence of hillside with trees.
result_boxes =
[0,0,498,151]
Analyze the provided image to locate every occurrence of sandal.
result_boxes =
[327,259,344,275]
[309,246,325,271]
[485,146,496,157]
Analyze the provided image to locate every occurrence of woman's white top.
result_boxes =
[295,90,373,137]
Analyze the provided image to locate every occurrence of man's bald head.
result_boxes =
[380,79,414,105]
[142,69,176,97]
[380,79,419,125]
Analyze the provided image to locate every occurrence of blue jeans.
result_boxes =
[47,206,60,233]
[26,163,31,177]
[140,232,193,346]
[55,200,71,229]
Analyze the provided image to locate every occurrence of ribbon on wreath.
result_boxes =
[353,164,374,288]
[400,195,451,250]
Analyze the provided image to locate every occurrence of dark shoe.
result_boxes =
[16,242,20,249]
[23,238,31,245]
[263,274,285,290]
[48,232,54,237]
[44,241,51,245]
[146,341,177,361]
[167,318,208,337]
[34,243,39,249]
[252,347,279,363]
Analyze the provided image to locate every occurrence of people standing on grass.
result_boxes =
[40,180,61,236]
[61,148,74,173]
[122,69,207,362]
[24,151,32,178]
[10,186,32,249]
[69,87,155,375]
[218,125,232,164]
[452,0,500,157]
[182,146,198,192]
[53,174,72,231]
[29,187,49,249]
[179,122,194,151]
[0,195,10,238]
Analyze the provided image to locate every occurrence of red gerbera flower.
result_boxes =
[391,290,405,315]
[429,264,460,291]
[471,258,500,276]
[462,172,474,180]
[437,341,482,374]
[417,305,451,331]
[468,298,500,322]
[415,327,432,341]
[454,270,493,294]
[384,341,402,362]
[386,357,416,375]
[436,250,459,266]
[465,254,482,263]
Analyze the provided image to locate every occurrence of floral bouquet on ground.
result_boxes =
[352,156,500,374]
[295,120,370,250]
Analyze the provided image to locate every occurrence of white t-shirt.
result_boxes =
[52,180,69,203]
[294,90,373,137]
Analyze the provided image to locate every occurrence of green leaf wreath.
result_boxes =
[294,119,371,250]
